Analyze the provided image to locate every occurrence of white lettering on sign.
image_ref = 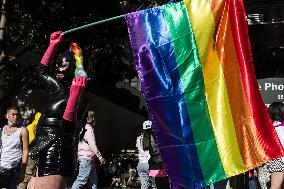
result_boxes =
[264,83,284,91]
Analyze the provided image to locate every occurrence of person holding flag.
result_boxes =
[28,31,89,189]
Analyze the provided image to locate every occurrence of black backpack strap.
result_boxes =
[0,127,3,148]
[79,126,87,142]
[0,127,3,162]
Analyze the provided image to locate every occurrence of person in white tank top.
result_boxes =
[0,106,29,189]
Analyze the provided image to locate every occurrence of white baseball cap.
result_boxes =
[143,120,152,130]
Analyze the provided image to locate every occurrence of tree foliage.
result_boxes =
[0,0,172,116]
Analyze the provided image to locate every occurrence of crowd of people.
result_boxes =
[1,103,283,189]
[0,30,283,189]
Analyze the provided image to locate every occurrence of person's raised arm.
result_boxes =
[40,31,63,66]
[63,77,86,122]
[38,32,63,94]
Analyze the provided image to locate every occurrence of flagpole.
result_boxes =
[62,14,125,35]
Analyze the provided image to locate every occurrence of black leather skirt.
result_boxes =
[35,135,75,177]
[31,117,76,177]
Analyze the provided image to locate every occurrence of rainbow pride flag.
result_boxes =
[126,0,284,188]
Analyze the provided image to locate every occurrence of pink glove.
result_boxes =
[40,31,63,66]
[63,77,86,122]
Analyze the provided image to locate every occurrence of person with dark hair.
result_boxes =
[27,31,89,189]
[109,158,124,188]
[0,106,29,189]
[71,110,106,189]
[136,122,151,189]
[265,102,284,189]
[127,161,138,187]
[142,120,170,189]
[258,102,284,189]
[136,121,151,189]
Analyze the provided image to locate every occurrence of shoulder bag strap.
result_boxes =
[0,127,3,162]
[0,127,3,148]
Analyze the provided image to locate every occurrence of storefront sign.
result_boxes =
[258,78,284,107]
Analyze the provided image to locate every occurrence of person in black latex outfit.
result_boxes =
[27,31,89,189]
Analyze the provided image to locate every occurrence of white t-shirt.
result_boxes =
[273,121,284,148]
[136,135,150,164]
